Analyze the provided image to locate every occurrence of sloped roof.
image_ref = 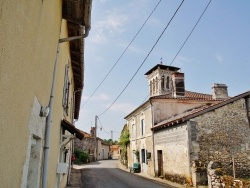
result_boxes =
[78,129,92,138]
[125,90,221,119]
[144,64,180,75]
[152,90,250,131]
[61,119,84,140]
[151,91,218,101]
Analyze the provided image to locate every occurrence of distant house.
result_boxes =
[152,91,250,186]
[74,130,96,162]
[97,139,110,160]
[110,145,121,159]
[125,64,223,176]
[75,127,110,161]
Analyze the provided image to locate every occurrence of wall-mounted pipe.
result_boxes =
[42,42,60,188]
[59,26,90,43]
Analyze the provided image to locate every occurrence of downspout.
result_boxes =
[42,41,60,188]
[150,100,156,176]
[42,26,89,188]
[59,26,90,43]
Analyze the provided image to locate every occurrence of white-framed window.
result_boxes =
[141,119,145,136]
[132,124,135,139]
[62,64,70,115]
[141,149,146,163]
[161,75,165,90]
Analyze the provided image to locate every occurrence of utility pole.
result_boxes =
[95,115,98,161]
[111,130,113,143]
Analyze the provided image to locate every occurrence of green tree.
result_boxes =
[119,125,130,166]
[103,139,118,145]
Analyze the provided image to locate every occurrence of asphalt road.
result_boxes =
[80,160,173,188]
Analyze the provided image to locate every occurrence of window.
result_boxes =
[141,119,144,136]
[161,75,165,90]
[155,77,158,92]
[62,65,70,114]
[141,149,145,163]
[166,76,169,89]
[132,124,136,138]
[153,79,155,94]
[150,81,152,95]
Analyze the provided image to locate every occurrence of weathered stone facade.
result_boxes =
[152,92,250,186]
[154,123,190,180]
[190,98,250,179]
[74,137,96,155]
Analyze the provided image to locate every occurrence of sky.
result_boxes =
[75,0,250,141]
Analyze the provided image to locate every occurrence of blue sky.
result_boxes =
[76,0,250,141]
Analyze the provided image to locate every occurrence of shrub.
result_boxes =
[74,149,89,164]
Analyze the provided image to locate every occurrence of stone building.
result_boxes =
[75,127,111,161]
[152,91,250,186]
[125,64,223,176]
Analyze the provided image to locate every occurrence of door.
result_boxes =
[102,149,104,160]
[157,150,163,176]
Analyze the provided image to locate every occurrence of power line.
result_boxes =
[97,116,119,135]
[80,0,162,108]
[169,0,212,65]
[98,0,185,117]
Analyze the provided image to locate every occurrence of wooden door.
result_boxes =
[157,150,163,176]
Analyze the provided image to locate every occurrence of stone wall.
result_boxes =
[154,123,190,179]
[74,137,96,155]
[191,98,250,179]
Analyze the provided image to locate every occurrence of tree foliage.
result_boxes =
[74,149,89,164]
[119,125,130,166]
[119,126,130,147]
[103,139,118,145]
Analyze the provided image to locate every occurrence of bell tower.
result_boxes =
[145,63,182,97]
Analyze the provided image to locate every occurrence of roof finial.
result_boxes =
[160,57,163,64]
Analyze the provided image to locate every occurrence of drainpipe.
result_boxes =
[59,26,90,43]
[149,100,156,176]
[42,41,60,188]
[42,26,89,188]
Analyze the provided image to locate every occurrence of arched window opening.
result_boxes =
[153,79,155,94]
[166,76,169,89]
[156,77,158,93]
[161,75,165,90]
[150,81,152,95]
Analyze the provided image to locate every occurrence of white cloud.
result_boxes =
[82,93,110,101]
[216,55,224,63]
[99,0,107,3]
[175,55,194,64]
[104,102,136,114]
[89,9,128,45]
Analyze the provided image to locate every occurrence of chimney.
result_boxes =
[212,83,228,100]
[172,72,185,97]
[90,127,96,137]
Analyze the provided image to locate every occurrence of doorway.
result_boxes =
[157,150,163,177]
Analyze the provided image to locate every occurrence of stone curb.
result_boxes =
[117,161,185,188]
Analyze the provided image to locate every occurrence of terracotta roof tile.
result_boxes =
[152,90,250,131]
[151,91,220,101]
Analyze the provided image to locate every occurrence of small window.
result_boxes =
[132,124,136,138]
[161,76,165,90]
[141,119,144,136]
[166,76,169,89]
[62,65,70,114]
[141,149,145,163]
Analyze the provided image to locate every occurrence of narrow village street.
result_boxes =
[67,160,178,188]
